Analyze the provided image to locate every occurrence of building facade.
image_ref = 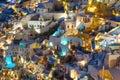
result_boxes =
[28,15,52,34]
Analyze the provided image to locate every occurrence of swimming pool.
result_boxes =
[5,56,16,69]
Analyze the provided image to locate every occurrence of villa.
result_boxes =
[28,14,57,34]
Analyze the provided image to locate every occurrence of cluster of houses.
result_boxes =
[0,0,120,80]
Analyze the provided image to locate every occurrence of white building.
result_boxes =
[64,14,91,36]
[105,51,120,69]
[64,20,79,36]
[6,45,33,57]
[12,21,23,30]
[76,15,91,28]
[28,15,53,34]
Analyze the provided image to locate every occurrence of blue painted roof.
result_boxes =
[49,0,53,2]
[2,8,14,15]
[43,70,50,75]
[38,3,45,8]
[111,16,120,22]
[49,57,55,64]
[30,77,37,80]
[31,55,38,61]
[21,7,28,12]
[0,13,6,22]
[0,3,4,7]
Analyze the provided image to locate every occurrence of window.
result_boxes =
[67,25,69,28]
[37,25,39,28]
[30,34,33,36]
[71,25,74,28]
[29,25,34,29]
[40,19,43,21]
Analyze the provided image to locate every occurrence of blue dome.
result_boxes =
[77,23,85,32]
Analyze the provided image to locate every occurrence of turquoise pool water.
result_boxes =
[52,28,62,37]
[5,56,16,69]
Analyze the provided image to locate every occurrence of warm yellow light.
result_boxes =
[92,29,95,32]
[78,60,87,67]
[88,6,97,12]
[0,42,4,47]
[70,69,77,79]
[95,33,103,40]
[95,44,100,49]
[76,20,81,27]
[6,39,12,44]
[115,13,119,16]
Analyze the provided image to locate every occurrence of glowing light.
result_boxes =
[76,21,80,27]
[49,42,53,47]
[5,56,16,69]
[84,76,88,78]
[87,6,97,12]
[115,13,119,16]
[58,45,68,56]
[59,50,67,56]
[19,42,26,48]
[6,39,12,44]
[60,39,68,45]
[95,33,103,40]
[70,69,77,79]
[78,60,87,67]
[20,56,24,63]
[30,42,41,49]
[97,0,102,2]
[62,51,67,56]
[52,29,62,37]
